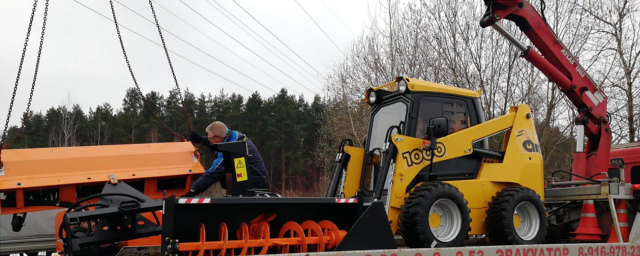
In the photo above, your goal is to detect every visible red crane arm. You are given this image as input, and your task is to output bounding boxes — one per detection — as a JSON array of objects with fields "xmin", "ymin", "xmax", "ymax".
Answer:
[{"xmin": 480, "ymin": 0, "xmax": 612, "ymax": 179}]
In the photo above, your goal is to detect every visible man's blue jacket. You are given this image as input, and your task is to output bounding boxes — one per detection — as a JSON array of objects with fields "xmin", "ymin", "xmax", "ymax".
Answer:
[{"xmin": 206, "ymin": 130, "xmax": 269, "ymax": 188}]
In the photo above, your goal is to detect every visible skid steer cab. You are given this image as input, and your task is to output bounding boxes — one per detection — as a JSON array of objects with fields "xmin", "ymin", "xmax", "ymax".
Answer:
[{"xmin": 327, "ymin": 77, "xmax": 547, "ymax": 247}]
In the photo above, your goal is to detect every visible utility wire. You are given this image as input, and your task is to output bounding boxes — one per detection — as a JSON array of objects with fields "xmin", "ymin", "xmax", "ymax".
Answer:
[
  {"xmin": 152, "ymin": 0, "xmax": 288, "ymax": 92},
  {"xmin": 181, "ymin": 0, "xmax": 316, "ymax": 94},
  {"xmin": 232, "ymin": 0, "xmax": 324, "ymax": 80},
  {"xmin": 321, "ymin": 0, "xmax": 355, "ymax": 36},
  {"xmin": 115, "ymin": 1, "xmax": 279, "ymax": 93},
  {"xmin": 73, "ymin": 0, "xmax": 253, "ymax": 93},
  {"xmin": 206, "ymin": 0, "xmax": 323, "ymax": 88},
  {"xmin": 294, "ymin": 0, "xmax": 346, "ymax": 56},
  {"xmin": 208, "ymin": 0, "xmax": 321, "ymax": 87}
]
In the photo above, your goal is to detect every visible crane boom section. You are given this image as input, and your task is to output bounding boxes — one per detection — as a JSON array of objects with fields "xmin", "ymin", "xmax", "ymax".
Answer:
[{"xmin": 480, "ymin": 0, "xmax": 612, "ymax": 178}]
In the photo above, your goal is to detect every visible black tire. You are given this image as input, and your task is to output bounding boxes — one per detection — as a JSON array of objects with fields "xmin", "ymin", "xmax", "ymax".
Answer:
[
  {"xmin": 11, "ymin": 214, "xmax": 25, "ymax": 232},
  {"xmin": 399, "ymin": 182, "xmax": 471, "ymax": 248},
  {"xmin": 486, "ymin": 186, "xmax": 547, "ymax": 245}
]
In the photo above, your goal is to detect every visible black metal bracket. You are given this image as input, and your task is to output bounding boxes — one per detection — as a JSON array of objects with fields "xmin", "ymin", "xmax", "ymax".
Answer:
[
  {"xmin": 208, "ymin": 140, "xmax": 255, "ymax": 196},
  {"xmin": 61, "ymin": 181, "xmax": 162, "ymax": 255}
]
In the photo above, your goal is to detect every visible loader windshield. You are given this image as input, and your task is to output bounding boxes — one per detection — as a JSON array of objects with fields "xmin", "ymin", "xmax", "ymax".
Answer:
[
  {"xmin": 361, "ymin": 101, "xmax": 407, "ymax": 193},
  {"xmin": 368, "ymin": 101, "xmax": 407, "ymax": 151}
]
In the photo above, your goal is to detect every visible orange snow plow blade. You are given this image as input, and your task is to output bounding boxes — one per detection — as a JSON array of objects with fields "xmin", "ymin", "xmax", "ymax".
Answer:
[{"xmin": 0, "ymin": 142, "xmax": 205, "ymax": 215}]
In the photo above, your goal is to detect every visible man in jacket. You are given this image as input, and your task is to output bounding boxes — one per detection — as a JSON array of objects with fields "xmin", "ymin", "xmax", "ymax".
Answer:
[{"xmin": 184, "ymin": 121, "xmax": 269, "ymax": 197}]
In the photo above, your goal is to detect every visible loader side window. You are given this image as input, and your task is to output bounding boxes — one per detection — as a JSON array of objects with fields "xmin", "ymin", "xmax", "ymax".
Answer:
[{"xmin": 415, "ymin": 97, "xmax": 471, "ymax": 138}]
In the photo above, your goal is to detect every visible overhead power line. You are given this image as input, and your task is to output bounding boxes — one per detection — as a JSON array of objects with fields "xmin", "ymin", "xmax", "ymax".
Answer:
[
  {"xmin": 294, "ymin": 0, "xmax": 346, "ymax": 57},
  {"xmin": 115, "ymin": 0, "xmax": 280, "ymax": 93},
  {"xmin": 231, "ymin": 0, "xmax": 325, "ymax": 80},
  {"xmin": 151, "ymin": 0, "xmax": 289, "ymax": 92},
  {"xmin": 321, "ymin": 0, "xmax": 355, "ymax": 36},
  {"xmin": 180, "ymin": 1, "xmax": 316, "ymax": 95},
  {"xmin": 73, "ymin": 0, "xmax": 254, "ymax": 93},
  {"xmin": 206, "ymin": 0, "xmax": 323, "ymax": 88}
]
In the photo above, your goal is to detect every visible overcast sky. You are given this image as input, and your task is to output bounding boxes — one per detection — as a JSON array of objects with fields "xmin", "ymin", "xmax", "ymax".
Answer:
[{"xmin": 0, "ymin": 0, "xmax": 379, "ymax": 127}]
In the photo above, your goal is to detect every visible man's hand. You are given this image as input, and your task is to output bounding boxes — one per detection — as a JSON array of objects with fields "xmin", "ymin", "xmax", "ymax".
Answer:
[{"xmin": 190, "ymin": 132, "xmax": 206, "ymax": 144}]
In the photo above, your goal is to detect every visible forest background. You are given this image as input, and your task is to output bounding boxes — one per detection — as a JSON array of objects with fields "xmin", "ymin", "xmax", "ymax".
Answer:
[{"xmin": 4, "ymin": 0, "xmax": 640, "ymax": 196}]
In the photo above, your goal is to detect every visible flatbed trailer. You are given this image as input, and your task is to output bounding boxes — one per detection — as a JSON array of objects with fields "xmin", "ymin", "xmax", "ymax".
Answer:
[
  {"xmin": 119, "ymin": 241, "xmax": 640, "ymax": 256},
  {"xmin": 275, "ymin": 243, "xmax": 640, "ymax": 256},
  {"xmin": 0, "ymin": 237, "xmax": 56, "ymax": 256}
]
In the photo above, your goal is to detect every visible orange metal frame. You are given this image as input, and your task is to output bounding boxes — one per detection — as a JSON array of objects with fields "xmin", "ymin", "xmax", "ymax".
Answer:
[{"xmin": 0, "ymin": 142, "xmax": 205, "ymax": 214}]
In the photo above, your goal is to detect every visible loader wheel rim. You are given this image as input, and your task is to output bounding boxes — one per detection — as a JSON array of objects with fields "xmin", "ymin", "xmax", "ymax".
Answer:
[
  {"xmin": 514, "ymin": 201, "xmax": 540, "ymax": 241},
  {"xmin": 428, "ymin": 198, "xmax": 461, "ymax": 242}
]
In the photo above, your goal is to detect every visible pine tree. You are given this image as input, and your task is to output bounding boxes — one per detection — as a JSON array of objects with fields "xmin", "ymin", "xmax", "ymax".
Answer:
[
  {"xmin": 242, "ymin": 92, "xmax": 265, "ymax": 150},
  {"xmin": 120, "ymin": 88, "xmax": 143, "ymax": 143}
]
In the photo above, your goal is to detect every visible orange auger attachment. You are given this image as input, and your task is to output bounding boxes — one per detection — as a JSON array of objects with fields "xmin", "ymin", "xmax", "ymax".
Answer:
[
  {"xmin": 177, "ymin": 218, "xmax": 346, "ymax": 255},
  {"xmin": 162, "ymin": 197, "xmax": 396, "ymax": 255}
]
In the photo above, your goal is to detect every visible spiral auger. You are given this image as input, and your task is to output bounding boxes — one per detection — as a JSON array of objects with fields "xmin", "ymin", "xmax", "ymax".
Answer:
[
  {"xmin": 162, "ymin": 197, "xmax": 396, "ymax": 255},
  {"xmin": 177, "ymin": 214, "xmax": 346, "ymax": 256}
]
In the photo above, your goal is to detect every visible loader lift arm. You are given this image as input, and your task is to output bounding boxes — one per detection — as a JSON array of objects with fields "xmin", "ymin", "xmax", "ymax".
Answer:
[{"xmin": 480, "ymin": 0, "xmax": 612, "ymax": 179}]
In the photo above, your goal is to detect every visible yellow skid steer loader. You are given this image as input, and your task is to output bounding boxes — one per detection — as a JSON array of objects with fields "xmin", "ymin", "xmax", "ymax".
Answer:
[{"xmin": 327, "ymin": 77, "xmax": 547, "ymax": 247}]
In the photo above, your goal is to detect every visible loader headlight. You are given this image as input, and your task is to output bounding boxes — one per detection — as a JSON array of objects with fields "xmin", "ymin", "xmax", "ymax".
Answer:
[
  {"xmin": 368, "ymin": 91, "xmax": 377, "ymax": 104},
  {"xmin": 397, "ymin": 79, "xmax": 408, "ymax": 93}
]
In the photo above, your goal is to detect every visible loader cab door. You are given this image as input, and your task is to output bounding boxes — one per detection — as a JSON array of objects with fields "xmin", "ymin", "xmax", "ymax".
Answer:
[
  {"xmin": 360, "ymin": 99, "xmax": 409, "ymax": 198},
  {"xmin": 410, "ymin": 95, "xmax": 484, "ymax": 181}
]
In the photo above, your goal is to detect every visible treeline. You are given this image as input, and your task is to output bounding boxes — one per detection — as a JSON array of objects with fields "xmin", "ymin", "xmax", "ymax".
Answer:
[{"xmin": 5, "ymin": 87, "xmax": 326, "ymax": 196}]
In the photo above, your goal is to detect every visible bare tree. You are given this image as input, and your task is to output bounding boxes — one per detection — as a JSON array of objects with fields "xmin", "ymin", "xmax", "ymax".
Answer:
[
  {"xmin": 581, "ymin": 0, "xmax": 640, "ymax": 143},
  {"xmin": 88, "ymin": 103, "xmax": 113, "ymax": 145},
  {"xmin": 48, "ymin": 96, "xmax": 84, "ymax": 147}
]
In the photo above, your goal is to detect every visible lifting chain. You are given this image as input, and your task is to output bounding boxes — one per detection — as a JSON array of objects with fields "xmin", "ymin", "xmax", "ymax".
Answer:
[
  {"xmin": 0, "ymin": 0, "xmax": 50, "ymax": 169},
  {"xmin": 109, "ymin": 0, "xmax": 186, "ymax": 141},
  {"xmin": 540, "ymin": 0, "xmax": 548, "ymax": 24},
  {"xmin": 148, "ymin": 0, "xmax": 193, "ymax": 132}
]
